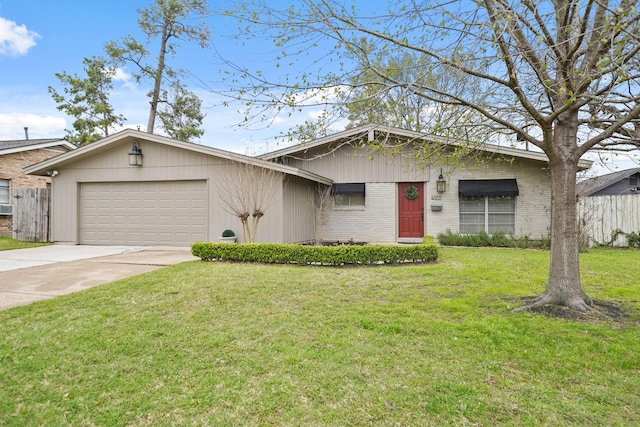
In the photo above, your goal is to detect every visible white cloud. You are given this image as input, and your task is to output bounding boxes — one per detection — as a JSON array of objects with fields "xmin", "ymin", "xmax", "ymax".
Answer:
[
  {"xmin": 0, "ymin": 17, "xmax": 40, "ymax": 57},
  {"xmin": 113, "ymin": 67, "xmax": 137, "ymax": 90},
  {"xmin": 0, "ymin": 113, "xmax": 66, "ymax": 139}
]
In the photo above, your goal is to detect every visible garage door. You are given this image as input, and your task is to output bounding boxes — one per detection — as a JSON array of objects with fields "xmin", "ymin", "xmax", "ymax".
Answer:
[{"xmin": 79, "ymin": 181, "xmax": 207, "ymax": 246}]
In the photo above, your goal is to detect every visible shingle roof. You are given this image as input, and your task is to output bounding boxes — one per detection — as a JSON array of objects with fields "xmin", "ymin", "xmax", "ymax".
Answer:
[
  {"xmin": 577, "ymin": 168, "xmax": 640, "ymax": 196},
  {"xmin": 0, "ymin": 138, "xmax": 77, "ymax": 155}
]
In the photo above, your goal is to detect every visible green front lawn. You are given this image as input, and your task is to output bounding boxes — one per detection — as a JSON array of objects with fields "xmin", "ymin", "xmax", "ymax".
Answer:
[
  {"xmin": 1, "ymin": 247, "xmax": 638, "ymax": 426},
  {"xmin": 0, "ymin": 236, "xmax": 50, "ymax": 251}
]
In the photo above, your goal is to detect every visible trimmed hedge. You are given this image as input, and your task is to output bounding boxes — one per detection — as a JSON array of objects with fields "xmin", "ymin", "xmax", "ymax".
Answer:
[{"xmin": 191, "ymin": 242, "xmax": 438, "ymax": 266}]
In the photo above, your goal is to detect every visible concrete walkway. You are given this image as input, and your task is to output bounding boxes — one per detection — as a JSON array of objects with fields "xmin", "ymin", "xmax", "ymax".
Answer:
[{"xmin": 0, "ymin": 245, "xmax": 199, "ymax": 310}]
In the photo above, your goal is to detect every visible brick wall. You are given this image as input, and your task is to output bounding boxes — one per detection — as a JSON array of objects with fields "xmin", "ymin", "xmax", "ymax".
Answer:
[
  {"xmin": 0, "ymin": 149, "xmax": 57, "ymax": 234},
  {"xmin": 319, "ymin": 158, "xmax": 553, "ymax": 244},
  {"xmin": 321, "ymin": 183, "xmax": 397, "ymax": 243},
  {"xmin": 425, "ymin": 158, "xmax": 552, "ymax": 239}
]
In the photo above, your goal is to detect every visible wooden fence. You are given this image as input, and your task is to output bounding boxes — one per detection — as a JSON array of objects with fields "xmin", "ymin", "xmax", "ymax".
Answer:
[
  {"xmin": 577, "ymin": 195, "xmax": 640, "ymax": 246},
  {"xmin": 12, "ymin": 187, "xmax": 50, "ymax": 242}
]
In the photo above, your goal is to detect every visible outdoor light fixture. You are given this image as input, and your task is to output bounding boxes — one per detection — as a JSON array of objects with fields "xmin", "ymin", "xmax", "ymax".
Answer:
[
  {"xmin": 128, "ymin": 141, "xmax": 143, "ymax": 166},
  {"xmin": 436, "ymin": 170, "xmax": 447, "ymax": 193}
]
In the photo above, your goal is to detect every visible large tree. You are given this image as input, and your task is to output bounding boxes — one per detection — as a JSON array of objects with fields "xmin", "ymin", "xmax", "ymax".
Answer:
[
  {"xmin": 225, "ymin": 0, "xmax": 640, "ymax": 311},
  {"xmin": 48, "ymin": 56, "xmax": 125, "ymax": 146},
  {"xmin": 342, "ymin": 52, "xmax": 483, "ymax": 135},
  {"xmin": 157, "ymin": 81, "xmax": 206, "ymax": 142},
  {"xmin": 105, "ymin": 0, "xmax": 209, "ymax": 137}
]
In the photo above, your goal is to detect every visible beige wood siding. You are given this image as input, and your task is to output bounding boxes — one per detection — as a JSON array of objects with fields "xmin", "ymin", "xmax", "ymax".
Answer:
[
  {"xmin": 282, "ymin": 176, "xmax": 316, "ymax": 243},
  {"xmin": 49, "ymin": 139, "xmax": 287, "ymax": 244},
  {"xmin": 284, "ymin": 144, "xmax": 431, "ymax": 183},
  {"xmin": 79, "ymin": 181, "xmax": 207, "ymax": 246}
]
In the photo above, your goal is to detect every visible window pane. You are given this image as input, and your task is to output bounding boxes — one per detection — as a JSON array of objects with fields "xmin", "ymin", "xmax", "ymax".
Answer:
[
  {"xmin": 334, "ymin": 194, "xmax": 365, "ymax": 206},
  {"xmin": 334, "ymin": 195, "xmax": 349, "ymax": 206},
  {"xmin": 0, "ymin": 180, "xmax": 9, "ymax": 204},
  {"xmin": 460, "ymin": 215, "xmax": 485, "ymax": 233},
  {"xmin": 488, "ymin": 197, "xmax": 515, "ymax": 233},
  {"xmin": 331, "ymin": 183, "xmax": 365, "ymax": 196},
  {"xmin": 347, "ymin": 195, "xmax": 365, "ymax": 206},
  {"xmin": 460, "ymin": 197, "xmax": 485, "ymax": 233},
  {"xmin": 488, "ymin": 214, "xmax": 515, "ymax": 233},
  {"xmin": 459, "ymin": 197, "xmax": 484, "ymax": 213},
  {"xmin": 333, "ymin": 183, "xmax": 365, "ymax": 207},
  {"xmin": 488, "ymin": 197, "xmax": 514, "ymax": 213},
  {"xmin": 460, "ymin": 196, "xmax": 516, "ymax": 234}
]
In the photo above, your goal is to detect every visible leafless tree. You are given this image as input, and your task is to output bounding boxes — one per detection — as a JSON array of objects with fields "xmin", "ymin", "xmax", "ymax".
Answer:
[
  {"xmin": 218, "ymin": 160, "xmax": 282, "ymax": 243},
  {"xmin": 310, "ymin": 183, "xmax": 333, "ymax": 246}
]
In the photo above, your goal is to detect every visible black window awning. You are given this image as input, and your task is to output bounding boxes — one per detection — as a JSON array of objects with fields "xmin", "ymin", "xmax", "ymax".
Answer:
[
  {"xmin": 331, "ymin": 183, "xmax": 365, "ymax": 196},
  {"xmin": 458, "ymin": 179, "xmax": 519, "ymax": 197}
]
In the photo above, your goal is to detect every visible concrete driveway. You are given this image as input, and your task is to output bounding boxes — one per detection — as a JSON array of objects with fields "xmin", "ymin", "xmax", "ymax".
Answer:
[{"xmin": 0, "ymin": 245, "xmax": 199, "ymax": 310}]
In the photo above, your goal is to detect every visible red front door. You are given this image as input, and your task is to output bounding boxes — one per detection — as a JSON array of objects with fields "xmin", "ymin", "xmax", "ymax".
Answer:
[{"xmin": 398, "ymin": 182, "xmax": 424, "ymax": 238}]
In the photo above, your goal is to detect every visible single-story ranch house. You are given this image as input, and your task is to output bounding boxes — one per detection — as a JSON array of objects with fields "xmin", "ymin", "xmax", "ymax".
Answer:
[{"xmin": 25, "ymin": 124, "xmax": 592, "ymax": 246}]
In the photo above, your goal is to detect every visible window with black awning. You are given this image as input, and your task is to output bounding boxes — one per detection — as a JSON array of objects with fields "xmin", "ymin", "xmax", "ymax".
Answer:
[
  {"xmin": 331, "ymin": 183, "xmax": 365, "ymax": 196},
  {"xmin": 458, "ymin": 179, "xmax": 519, "ymax": 197},
  {"xmin": 331, "ymin": 183, "xmax": 366, "ymax": 207}
]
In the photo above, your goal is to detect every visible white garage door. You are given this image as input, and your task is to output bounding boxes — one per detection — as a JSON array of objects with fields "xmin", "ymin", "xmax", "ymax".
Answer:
[{"xmin": 79, "ymin": 181, "xmax": 207, "ymax": 246}]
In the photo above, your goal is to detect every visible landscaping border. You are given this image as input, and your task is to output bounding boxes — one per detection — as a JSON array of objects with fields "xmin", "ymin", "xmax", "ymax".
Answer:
[{"xmin": 191, "ymin": 242, "xmax": 438, "ymax": 266}]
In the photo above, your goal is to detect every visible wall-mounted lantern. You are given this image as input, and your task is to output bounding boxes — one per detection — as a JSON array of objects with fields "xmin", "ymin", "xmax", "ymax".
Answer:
[
  {"xmin": 436, "ymin": 170, "xmax": 447, "ymax": 193},
  {"xmin": 128, "ymin": 140, "xmax": 143, "ymax": 166}
]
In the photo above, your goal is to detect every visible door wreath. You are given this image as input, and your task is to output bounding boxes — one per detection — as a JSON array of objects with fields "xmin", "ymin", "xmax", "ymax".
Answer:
[{"xmin": 404, "ymin": 185, "xmax": 419, "ymax": 200}]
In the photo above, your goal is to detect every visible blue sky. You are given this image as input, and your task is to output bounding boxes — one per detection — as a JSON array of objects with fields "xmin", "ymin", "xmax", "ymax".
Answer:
[
  {"xmin": 0, "ymin": 1, "xmax": 638, "ymax": 174},
  {"xmin": 0, "ymin": 0, "xmax": 316, "ymax": 154}
]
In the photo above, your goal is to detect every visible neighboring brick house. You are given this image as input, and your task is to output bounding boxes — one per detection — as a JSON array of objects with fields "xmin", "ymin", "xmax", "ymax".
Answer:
[{"xmin": 0, "ymin": 138, "xmax": 76, "ymax": 235}]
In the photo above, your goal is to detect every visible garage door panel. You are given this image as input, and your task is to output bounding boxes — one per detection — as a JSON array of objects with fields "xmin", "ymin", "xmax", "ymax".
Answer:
[{"xmin": 80, "ymin": 181, "xmax": 207, "ymax": 246}]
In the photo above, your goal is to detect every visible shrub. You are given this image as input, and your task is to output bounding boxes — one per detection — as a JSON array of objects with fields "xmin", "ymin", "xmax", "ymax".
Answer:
[
  {"xmin": 191, "ymin": 242, "xmax": 438, "ymax": 266},
  {"xmin": 422, "ymin": 235, "xmax": 435, "ymax": 245},
  {"xmin": 436, "ymin": 229, "xmax": 550, "ymax": 249}
]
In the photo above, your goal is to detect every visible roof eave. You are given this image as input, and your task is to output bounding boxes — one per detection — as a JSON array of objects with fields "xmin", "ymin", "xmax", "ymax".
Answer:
[
  {"xmin": 260, "ymin": 124, "xmax": 594, "ymax": 170},
  {"xmin": 0, "ymin": 140, "xmax": 76, "ymax": 157},
  {"xmin": 24, "ymin": 130, "xmax": 334, "ymax": 185}
]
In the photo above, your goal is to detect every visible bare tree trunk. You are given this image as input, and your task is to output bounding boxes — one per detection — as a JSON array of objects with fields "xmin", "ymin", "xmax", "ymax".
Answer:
[
  {"xmin": 543, "ymin": 156, "xmax": 593, "ymax": 310},
  {"xmin": 147, "ymin": 22, "xmax": 170, "ymax": 134},
  {"xmin": 218, "ymin": 160, "xmax": 282, "ymax": 243},
  {"xmin": 311, "ymin": 183, "xmax": 332, "ymax": 246},
  {"xmin": 515, "ymin": 117, "xmax": 593, "ymax": 312}
]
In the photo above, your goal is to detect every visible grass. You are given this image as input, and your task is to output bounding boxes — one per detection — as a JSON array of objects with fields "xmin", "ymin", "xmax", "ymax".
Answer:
[
  {"xmin": 0, "ymin": 247, "xmax": 638, "ymax": 426},
  {"xmin": 0, "ymin": 236, "xmax": 50, "ymax": 251}
]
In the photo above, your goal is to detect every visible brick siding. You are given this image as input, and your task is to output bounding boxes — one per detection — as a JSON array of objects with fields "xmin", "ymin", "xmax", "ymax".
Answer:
[
  {"xmin": 321, "ymin": 183, "xmax": 397, "ymax": 243},
  {"xmin": 319, "ymin": 158, "xmax": 553, "ymax": 244},
  {"xmin": 0, "ymin": 149, "xmax": 57, "ymax": 234},
  {"xmin": 425, "ymin": 159, "xmax": 552, "ymax": 239}
]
